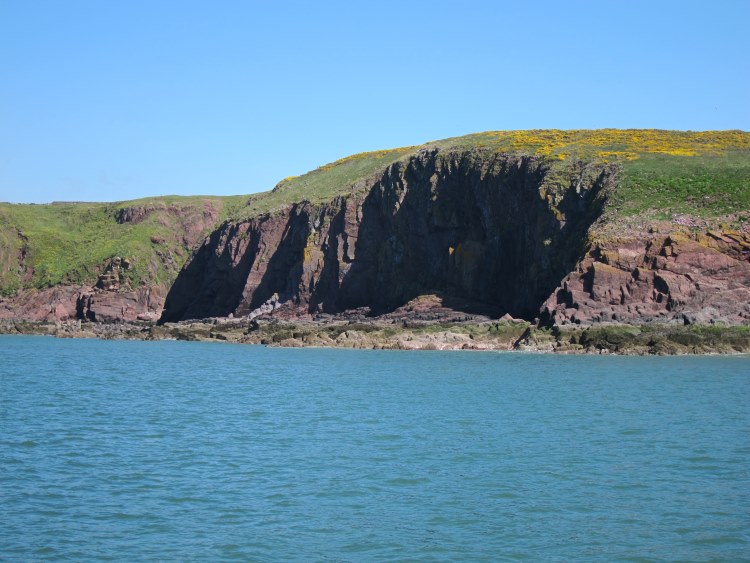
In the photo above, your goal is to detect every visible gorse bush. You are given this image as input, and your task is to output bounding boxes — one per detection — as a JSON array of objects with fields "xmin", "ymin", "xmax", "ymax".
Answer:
[{"xmin": 232, "ymin": 129, "xmax": 749, "ymax": 221}]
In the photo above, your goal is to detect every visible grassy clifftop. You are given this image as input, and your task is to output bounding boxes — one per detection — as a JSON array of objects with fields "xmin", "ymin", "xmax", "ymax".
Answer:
[
  {"xmin": 437, "ymin": 130, "xmax": 750, "ymax": 219},
  {"xmin": 232, "ymin": 129, "xmax": 750, "ymax": 222},
  {"xmin": 1, "ymin": 130, "xmax": 748, "ymax": 297}
]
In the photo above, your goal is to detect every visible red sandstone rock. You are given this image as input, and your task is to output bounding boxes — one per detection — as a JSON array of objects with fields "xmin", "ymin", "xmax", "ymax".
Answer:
[
  {"xmin": 0, "ymin": 282, "xmax": 167, "ymax": 323},
  {"xmin": 78, "ymin": 284, "xmax": 167, "ymax": 323},
  {"xmin": 0, "ymin": 286, "xmax": 81, "ymax": 321},
  {"xmin": 161, "ymin": 152, "xmax": 617, "ymax": 322},
  {"xmin": 542, "ymin": 233, "xmax": 750, "ymax": 325}
]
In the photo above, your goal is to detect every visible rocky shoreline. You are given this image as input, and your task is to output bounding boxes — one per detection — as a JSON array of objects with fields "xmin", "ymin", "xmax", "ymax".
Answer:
[
  {"xmin": 3, "ymin": 317, "xmax": 749, "ymax": 356},
  {"xmin": 3, "ymin": 135, "xmax": 749, "ymax": 352}
]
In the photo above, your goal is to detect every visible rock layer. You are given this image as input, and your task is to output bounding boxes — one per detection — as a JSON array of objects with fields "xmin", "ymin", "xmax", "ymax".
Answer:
[
  {"xmin": 0, "ymin": 283, "xmax": 167, "ymax": 322},
  {"xmin": 162, "ymin": 150, "xmax": 614, "ymax": 322},
  {"xmin": 541, "ymin": 231, "xmax": 750, "ymax": 325}
]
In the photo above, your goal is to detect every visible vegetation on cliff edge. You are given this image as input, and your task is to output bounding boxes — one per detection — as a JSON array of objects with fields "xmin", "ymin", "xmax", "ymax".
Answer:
[
  {"xmin": 1, "ymin": 130, "xmax": 748, "ymax": 297},
  {"xmin": 231, "ymin": 129, "xmax": 750, "ymax": 223}
]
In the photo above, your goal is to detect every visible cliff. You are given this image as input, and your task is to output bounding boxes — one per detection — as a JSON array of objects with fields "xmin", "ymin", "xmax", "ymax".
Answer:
[
  {"xmin": 161, "ymin": 150, "xmax": 614, "ymax": 322},
  {"xmin": 541, "ymin": 230, "xmax": 750, "ymax": 326},
  {"xmin": 161, "ymin": 130, "xmax": 750, "ymax": 329},
  {"xmin": 2, "ymin": 130, "xmax": 749, "ymax": 344}
]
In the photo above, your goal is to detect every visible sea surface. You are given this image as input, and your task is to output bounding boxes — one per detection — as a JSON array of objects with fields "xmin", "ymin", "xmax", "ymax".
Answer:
[{"xmin": 1, "ymin": 336, "xmax": 749, "ymax": 561}]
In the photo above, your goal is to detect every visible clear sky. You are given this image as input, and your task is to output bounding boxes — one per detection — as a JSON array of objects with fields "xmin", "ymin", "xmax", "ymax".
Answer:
[{"xmin": 1, "ymin": 0, "xmax": 748, "ymax": 203}]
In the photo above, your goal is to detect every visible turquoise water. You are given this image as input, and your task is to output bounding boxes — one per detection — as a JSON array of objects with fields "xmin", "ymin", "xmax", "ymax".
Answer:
[{"xmin": 1, "ymin": 336, "xmax": 749, "ymax": 561}]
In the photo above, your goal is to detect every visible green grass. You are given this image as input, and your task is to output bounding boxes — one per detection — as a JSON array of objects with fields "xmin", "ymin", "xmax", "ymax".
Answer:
[
  {"xmin": 233, "ymin": 147, "xmax": 415, "ymax": 220},
  {"xmin": 230, "ymin": 129, "xmax": 750, "ymax": 222},
  {"xmin": 110, "ymin": 194, "xmax": 250, "ymax": 220},
  {"xmin": 612, "ymin": 152, "xmax": 750, "ymax": 218},
  {"xmin": 0, "ymin": 195, "xmax": 248, "ymax": 295}
]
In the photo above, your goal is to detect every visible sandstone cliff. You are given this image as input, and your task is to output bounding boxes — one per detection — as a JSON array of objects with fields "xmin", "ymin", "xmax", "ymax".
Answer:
[
  {"xmin": 161, "ymin": 150, "xmax": 615, "ymax": 322},
  {"xmin": 541, "ymin": 230, "xmax": 750, "ymax": 326},
  {"xmin": 2, "ymin": 130, "xmax": 749, "ymax": 334},
  {"xmin": 160, "ymin": 147, "xmax": 750, "ymax": 327}
]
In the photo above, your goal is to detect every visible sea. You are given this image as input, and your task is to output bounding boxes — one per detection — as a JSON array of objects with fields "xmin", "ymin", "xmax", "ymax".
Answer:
[{"xmin": 1, "ymin": 335, "xmax": 748, "ymax": 561}]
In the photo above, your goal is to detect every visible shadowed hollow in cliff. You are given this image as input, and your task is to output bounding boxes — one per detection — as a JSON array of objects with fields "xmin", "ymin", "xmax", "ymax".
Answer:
[{"xmin": 160, "ymin": 149, "xmax": 615, "ymax": 322}]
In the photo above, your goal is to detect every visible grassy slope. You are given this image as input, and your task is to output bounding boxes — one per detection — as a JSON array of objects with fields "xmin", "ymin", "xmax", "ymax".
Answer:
[
  {"xmin": 0, "ymin": 195, "xmax": 248, "ymax": 296},
  {"xmin": 234, "ymin": 147, "xmax": 416, "ymax": 220},
  {"xmin": 2, "ymin": 130, "xmax": 748, "ymax": 296},
  {"xmin": 232, "ymin": 129, "xmax": 750, "ymax": 222}
]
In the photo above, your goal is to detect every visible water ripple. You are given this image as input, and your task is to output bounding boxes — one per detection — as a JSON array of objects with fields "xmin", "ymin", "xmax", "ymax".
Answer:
[{"xmin": 1, "ymin": 336, "xmax": 749, "ymax": 561}]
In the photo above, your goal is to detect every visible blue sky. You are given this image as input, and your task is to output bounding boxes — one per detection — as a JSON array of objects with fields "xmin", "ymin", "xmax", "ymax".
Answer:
[{"xmin": 1, "ymin": 0, "xmax": 748, "ymax": 203}]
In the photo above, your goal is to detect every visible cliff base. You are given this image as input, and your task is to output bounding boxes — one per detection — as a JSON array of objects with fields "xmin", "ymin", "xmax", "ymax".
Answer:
[{"xmin": 4, "ymin": 317, "xmax": 749, "ymax": 355}]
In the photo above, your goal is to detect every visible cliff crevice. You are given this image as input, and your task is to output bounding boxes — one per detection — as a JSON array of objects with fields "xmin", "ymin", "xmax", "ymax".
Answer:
[{"xmin": 161, "ymin": 150, "xmax": 614, "ymax": 322}]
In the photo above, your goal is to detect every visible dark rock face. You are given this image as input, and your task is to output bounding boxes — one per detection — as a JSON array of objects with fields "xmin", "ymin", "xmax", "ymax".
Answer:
[{"xmin": 161, "ymin": 150, "xmax": 614, "ymax": 322}]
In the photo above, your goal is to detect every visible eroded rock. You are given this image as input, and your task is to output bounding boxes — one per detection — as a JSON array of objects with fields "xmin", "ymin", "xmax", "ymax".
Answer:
[
  {"xmin": 541, "ymin": 232, "xmax": 750, "ymax": 325},
  {"xmin": 161, "ymin": 150, "xmax": 614, "ymax": 322}
]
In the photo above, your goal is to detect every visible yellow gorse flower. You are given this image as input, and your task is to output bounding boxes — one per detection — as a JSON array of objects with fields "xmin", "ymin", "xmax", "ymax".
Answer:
[{"xmin": 482, "ymin": 129, "xmax": 749, "ymax": 161}]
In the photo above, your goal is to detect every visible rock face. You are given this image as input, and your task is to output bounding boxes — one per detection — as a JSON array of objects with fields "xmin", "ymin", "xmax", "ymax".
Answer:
[
  {"xmin": 4, "ymin": 147, "xmax": 748, "ymax": 330},
  {"xmin": 0, "ymin": 285, "xmax": 82, "ymax": 322},
  {"xmin": 541, "ymin": 231, "xmax": 750, "ymax": 325},
  {"xmin": 96, "ymin": 256, "xmax": 131, "ymax": 291},
  {"xmin": 0, "ymin": 281, "xmax": 167, "ymax": 323},
  {"xmin": 162, "ymin": 148, "xmax": 750, "ymax": 327},
  {"xmin": 77, "ymin": 284, "xmax": 166, "ymax": 322},
  {"xmin": 161, "ymin": 150, "xmax": 614, "ymax": 322},
  {"xmin": 0, "ymin": 252, "xmax": 167, "ymax": 322},
  {"xmin": 76, "ymin": 254, "xmax": 165, "ymax": 322}
]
